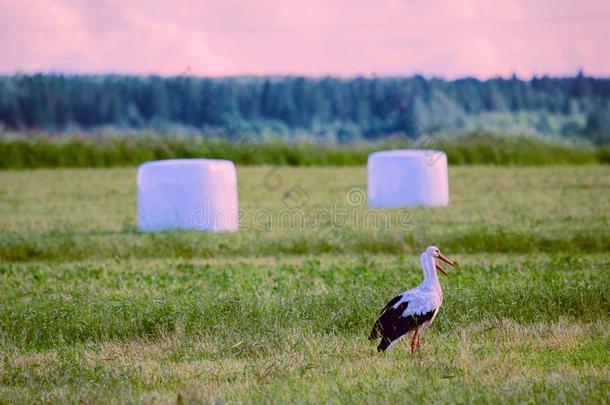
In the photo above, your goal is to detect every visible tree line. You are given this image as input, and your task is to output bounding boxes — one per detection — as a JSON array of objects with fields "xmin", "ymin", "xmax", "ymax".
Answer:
[{"xmin": 1, "ymin": 73, "xmax": 609, "ymax": 143}]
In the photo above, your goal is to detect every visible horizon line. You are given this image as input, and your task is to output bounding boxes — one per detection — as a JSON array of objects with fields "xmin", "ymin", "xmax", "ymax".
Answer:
[{"xmin": 1, "ymin": 69, "xmax": 607, "ymax": 81}]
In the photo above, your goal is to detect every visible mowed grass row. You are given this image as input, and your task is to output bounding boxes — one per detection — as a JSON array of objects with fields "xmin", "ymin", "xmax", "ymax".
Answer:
[
  {"xmin": 0, "ymin": 254, "xmax": 608, "ymax": 403},
  {"xmin": 1, "ymin": 166, "xmax": 609, "ymax": 261},
  {"xmin": 2, "ymin": 322, "xmax": 608, "ymax": 403},
  {"xmin": 2, "ymin": 226, "xmax": 609, "ymax": 262},
  {"xmin": 1, "ymin": 255, "xmax": 607, "ymax": 350}
]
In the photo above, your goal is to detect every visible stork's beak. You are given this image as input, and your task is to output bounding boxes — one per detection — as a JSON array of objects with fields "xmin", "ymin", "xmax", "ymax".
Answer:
[{"xmin": 435, "ymin": 252, "xmax": 456, "ymax": 276}]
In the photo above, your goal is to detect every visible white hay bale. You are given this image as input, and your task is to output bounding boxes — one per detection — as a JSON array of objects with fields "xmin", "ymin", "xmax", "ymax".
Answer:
[
  {"xmin": 137, "ymin": 159, "xmax": 238, "ymax": 232},
  {"xmin": 367, "ymin": 150, "xmax": 449, "ymax": 208}
]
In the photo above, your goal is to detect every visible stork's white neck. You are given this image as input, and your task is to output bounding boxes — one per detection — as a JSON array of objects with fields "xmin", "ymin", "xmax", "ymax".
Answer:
[{"xmin": 419, "ymin": 252, "xmax": 441, "ymax": 286}]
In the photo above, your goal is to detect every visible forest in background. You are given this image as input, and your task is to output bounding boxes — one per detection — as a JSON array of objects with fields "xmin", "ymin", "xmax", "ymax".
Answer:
[{"xmin": 1, "ymin": 73, "xmax": 610, "ymax": 144}]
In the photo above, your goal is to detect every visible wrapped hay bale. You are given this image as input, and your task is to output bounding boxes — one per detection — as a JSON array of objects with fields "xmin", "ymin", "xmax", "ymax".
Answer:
[
  {"xmin": 367, "ymin": 150, "xmax": 449, "ymax": 208},
  {"xmin": 138, "ymin": 159, "xmax": 238, "ymax": 232}
]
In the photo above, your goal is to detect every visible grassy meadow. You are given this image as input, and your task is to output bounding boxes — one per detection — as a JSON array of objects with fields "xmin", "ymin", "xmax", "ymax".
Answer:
[
  {"xmin": 1, "ymin": 134, "xmax": 608, "ymax": 169},
  {"xmin": 0, "ymin": 165, "xmax": 609, "ymax": 403}
]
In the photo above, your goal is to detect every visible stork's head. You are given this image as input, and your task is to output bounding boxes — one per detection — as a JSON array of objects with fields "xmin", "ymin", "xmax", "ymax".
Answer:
[{"xmin": 425, "ymin": 245, "xmax": 456, "ymax": 276}]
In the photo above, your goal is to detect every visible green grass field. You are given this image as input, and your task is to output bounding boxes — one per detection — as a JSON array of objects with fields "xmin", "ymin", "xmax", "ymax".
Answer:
[{"xmin": 0, "ymin": 166, "xmax": 609, "ymax": 403}]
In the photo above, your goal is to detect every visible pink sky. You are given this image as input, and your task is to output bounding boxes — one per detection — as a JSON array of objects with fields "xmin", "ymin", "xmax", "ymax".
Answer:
[{"xmin": 1, "ymin": 0, "xmax": 609, "ymax": 78}]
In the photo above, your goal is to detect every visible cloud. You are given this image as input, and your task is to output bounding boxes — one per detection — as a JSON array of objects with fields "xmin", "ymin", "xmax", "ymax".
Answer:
[{"xmin": 0, "ymin": 0, "xmax": 608, "ymax": 77}]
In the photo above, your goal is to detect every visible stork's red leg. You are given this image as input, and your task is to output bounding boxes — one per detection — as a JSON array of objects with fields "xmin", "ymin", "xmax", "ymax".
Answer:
[
  {"xmin": 405, "ymin": 331, "xmax": 413, "ymax": 352},
  {"xmin": 411, "ymin": 328, "xmax": 420, "ymax": 353},
  {"xmin": 410, "ymin": 331, "xmax": 416, "ymax": 354}
]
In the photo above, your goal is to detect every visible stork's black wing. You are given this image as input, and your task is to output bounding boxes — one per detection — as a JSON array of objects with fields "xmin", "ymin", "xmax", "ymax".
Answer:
[
  {"xmin": 368, "ymin": 294, "xmax": 403, "ymax": 340},
  {"xmin": 369, "ymin": 295, "xmax": 436, "ymax": 352}
]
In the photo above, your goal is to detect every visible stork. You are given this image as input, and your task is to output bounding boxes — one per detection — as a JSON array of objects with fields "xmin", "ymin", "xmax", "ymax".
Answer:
[{"xmin": 369, "ymin": 246, "xmax": 456, "ymax": 354}]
